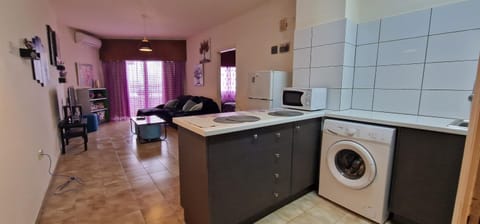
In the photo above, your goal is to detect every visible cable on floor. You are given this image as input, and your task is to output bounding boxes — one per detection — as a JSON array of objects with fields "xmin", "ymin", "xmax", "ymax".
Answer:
[{"xmin": 40, "ymin": 153, "xmax": 84, "ymax": 195}]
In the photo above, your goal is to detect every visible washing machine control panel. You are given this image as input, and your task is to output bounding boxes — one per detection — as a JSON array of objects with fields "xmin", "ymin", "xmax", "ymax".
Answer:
[{"xmin": 323, "ymin": 119, "xmax": 395, "ymax": 144}]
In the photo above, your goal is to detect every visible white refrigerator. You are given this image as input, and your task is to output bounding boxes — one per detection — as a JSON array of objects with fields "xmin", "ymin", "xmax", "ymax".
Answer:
[{"xmin": 247, "ymin": 70, "xmax": 289, "ymax": 110}]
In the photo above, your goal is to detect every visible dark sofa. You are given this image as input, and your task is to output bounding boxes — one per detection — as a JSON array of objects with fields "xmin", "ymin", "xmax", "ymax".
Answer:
[{"xmin": 136, "ymin": 95, "xmax": 220, "ymax": 127}]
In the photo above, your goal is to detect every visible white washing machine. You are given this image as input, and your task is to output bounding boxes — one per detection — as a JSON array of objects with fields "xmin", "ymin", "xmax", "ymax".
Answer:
[{"xmin": 319, "ymin": 119, "xmax": 396, "ymax": 224}]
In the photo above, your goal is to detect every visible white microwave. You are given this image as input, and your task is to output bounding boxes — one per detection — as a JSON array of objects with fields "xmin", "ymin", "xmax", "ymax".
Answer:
[{"xmin": 281, "ymin": 87, "xmax": 327, "ymax": 111}]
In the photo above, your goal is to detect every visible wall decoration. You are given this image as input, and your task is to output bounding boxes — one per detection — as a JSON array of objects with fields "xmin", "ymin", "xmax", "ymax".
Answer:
[
  {"xmin": 76, "ymin": 63, "xmax": 94, "ymax": 87},
  {"xmin": 194, "ymin": 64, "xmax": 204, "ymax": 86},
  {"xmin": 199, "ymin": 39, "xmax": 211, "ymax": 64},
  {"xmin": 32, "ymin": 36, "xmax": 49, "ymax": 86},
  {"xmin": 46, "ymin": 25, "xmax": 58, "ymax": 66}
]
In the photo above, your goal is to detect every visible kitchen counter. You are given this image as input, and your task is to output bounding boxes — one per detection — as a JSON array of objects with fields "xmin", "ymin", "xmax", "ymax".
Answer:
[
  {"xmin": 173, "ymin": 109, "xmax": 325, "ymax": 136},
  {"xmin": 326, "ymin": 110, "xmax": 468, "ymax": 136},
  {"xmin": 173, "ymin": 109, "xmax": 468, "ymax": 136}
]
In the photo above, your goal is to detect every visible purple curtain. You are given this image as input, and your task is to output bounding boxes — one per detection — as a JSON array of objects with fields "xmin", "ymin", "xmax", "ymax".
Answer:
[
  {"xmin": 162, "ymin": 61, "xmax": 184, "ymax": 101},
  {"xmin": 103, "ymin": 61, "xmax": 131, "ymax": 121},
  {"xmin": 220, "ymin": 66, "xmax": 236, "ymax": 103}
]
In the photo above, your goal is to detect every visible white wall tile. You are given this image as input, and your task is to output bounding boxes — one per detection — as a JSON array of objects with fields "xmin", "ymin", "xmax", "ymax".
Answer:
[
  {"xmin": 355, "ymin": 44, "xmax": 378, "ymax": 66},
  {"xmin": 342, "ymin": 67, "xmax": 354, "ymax": 88},
  {"xmin": 310, "ymin": 67, "xmax": 343, "ymax": 88},
  {"xmin": 311, "ymin": 43, "xmax": 345, "ymax": 67},
  {"xmin": 378, "ymin": 37, "xmax": 427, "ymax": 65},
  {"xmin": 353, "ymin": 67, "xmax": 376, "ymax": 88},
  {"xmin": 373, "ymin": 90, "xmax": 421, "ymax": 114},
  {"xmin": 293, "ymin": 48, "xmax": 311, "ymax": 68},
  {"xmin": 423, "ymin": 61, "xmax": 477, "ymax": 90},
  {"xmin": 419, "ymin": 90, "xmax": 472, "ymax": 119},
  {"xmin": 352, "ymin": 89, "xmax": 374, "ymax": 110},
  {"xmin": 380, "ymin": 9, "xmax": 431, "ymax": 42},
  {"xmin": 344, "ymin": 44, "xmax": 356, "ymax": 66},
  {"xmin": 426, "ymin": 29, "xmax": 480, "ymax": 62},
  {"xmin": 327, "ymin": 89, "xmax": 341, "ymax": 110},
  {"xmin": 293, "ymin": 69, "xmax": 310, "ymax": 87},
  {"xmin": 357, "ymin": 20, "xmax": 380, "ymax": 45},
  {"xmin": 312, "ymin": 19, "xmax": 346, "ymax": 46},
  {"xmin": 430, "ymin": 0, "xmax": 480, "ymax": 34},
  {"xmin": 294, "ymin": 28, "xmax": 312, "ymax": 49},
  {"xmin": 375, "ymin": 64, "xmax": 424, "ymax": 89},
  {"xmin": 340, "ymin": 89, "xmax": 353, "ymax": 110},
  {"xmin": 345, "ymin": 20, "xmax": 357, "ymax": 45}
]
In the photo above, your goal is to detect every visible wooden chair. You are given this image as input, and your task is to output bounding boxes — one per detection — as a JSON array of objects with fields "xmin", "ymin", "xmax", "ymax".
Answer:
[{"xmin": 58, "ymin": 106, "xmax": 88, "ymax": 154}]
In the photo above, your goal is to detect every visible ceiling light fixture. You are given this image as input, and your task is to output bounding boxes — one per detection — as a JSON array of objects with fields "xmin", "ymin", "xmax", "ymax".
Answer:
[{"xmin": 139, "ymin": 14, "xmax": 153, "ymax": 52}]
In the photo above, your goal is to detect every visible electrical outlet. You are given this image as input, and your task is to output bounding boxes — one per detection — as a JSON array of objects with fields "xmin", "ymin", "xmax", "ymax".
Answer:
[{"xmin": 38, "ymin": 149, "xmax": 44, "ymax": 160}]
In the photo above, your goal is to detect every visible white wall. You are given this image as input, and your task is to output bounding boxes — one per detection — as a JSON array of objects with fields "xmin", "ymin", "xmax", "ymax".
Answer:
[
  {"xmin": 295, "ymin": 0, "xmax": 346, "ymax": 29},
  {"xmin": 346, "ymin": 0, "xmax": 466, "ymax": 23},
  {"xmin": 0, "ymin": 0, "xmax": 61, "ymax": 223},
  {"xmin": 185, "ymin": 0, "xmax": 296, "ymax": 110},
  {"xmin": 56, "ymin": 24, "xmax": 103, "ymax": 91}
]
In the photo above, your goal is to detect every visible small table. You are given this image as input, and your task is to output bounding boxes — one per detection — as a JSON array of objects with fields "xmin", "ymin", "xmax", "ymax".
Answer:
[
  {"xmin": 58, "ymin": 118, "xmax": 88, "ymax": 154},
  {"xmin": 130, "ymin": 116, "xmax": 167, "ymax": 143}
]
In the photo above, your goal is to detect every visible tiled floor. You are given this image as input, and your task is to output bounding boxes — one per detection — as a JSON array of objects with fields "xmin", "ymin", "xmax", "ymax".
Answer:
[{"xmin": 37, "ymin": 121, "xmax": 389, "ymax": 224}]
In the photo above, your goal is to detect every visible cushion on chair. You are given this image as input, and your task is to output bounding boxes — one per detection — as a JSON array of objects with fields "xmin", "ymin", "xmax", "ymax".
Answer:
[
  {"xmin": 164, "ymin": 99, "xmax": 178, "ymax": 109},
  {"xmin": 182, "ymin": 99, "xmax": 197, "ymax": 111},
  {"xmin": 188, "ymin": 102, "xmax": 203, "ymax": 111}
]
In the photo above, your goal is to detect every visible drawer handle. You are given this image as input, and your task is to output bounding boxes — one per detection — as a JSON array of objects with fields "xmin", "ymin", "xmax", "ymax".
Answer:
[
  {"xmin": 275, "ymin": 133, "xmax": 281, "ymax": 138},
  {"xmin": 295, "ymin": 125, "xmax": 301, "ymax": 131},
  {"xmin": 253, "ymin": 134, "xmax": 258, "ymax": 140},
  {"xmin": 273, "ymin": 192, "xmax": 279, "ymax": 198}
]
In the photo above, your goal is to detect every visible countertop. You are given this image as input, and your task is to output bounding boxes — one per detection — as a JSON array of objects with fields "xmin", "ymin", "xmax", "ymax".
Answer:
[
  {"xmin": 326, "ymin": 110, "xmax": 467, "ymax": 136},
  {"xmin": 173, "ymin": 109, "xmax": 468, "ymax": 137},
  {"xmin": 173, "ymin": 109, "xmax": 325, "ymax": 136}
]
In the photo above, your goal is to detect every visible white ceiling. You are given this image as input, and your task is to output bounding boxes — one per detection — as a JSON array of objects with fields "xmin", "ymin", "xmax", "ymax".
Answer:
[{"xmin": 50, "ymin": 0, "xmax": 269, "ymax": 40}]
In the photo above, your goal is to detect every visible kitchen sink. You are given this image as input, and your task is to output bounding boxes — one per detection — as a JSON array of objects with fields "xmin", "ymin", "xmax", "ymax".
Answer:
[{"xmin": 448, "ymin": 119, "xmax": 469, "ymax": 128}]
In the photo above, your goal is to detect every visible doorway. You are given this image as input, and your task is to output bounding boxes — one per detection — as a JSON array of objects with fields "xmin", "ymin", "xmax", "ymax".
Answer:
[{"xmin": 219, "ymin": 49, "xmax": 236, "ymax": 112}]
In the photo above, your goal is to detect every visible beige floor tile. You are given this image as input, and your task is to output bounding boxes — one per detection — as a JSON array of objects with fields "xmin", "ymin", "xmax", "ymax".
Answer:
[
  {"xmin": 38, "ymin": 122, "xmax": 398, "ymax": 224},
  {"xmin": 255, "ymin": 212, "xmax": 289, "ymax": 224},
  {"xmin": 274, "ymin": 203, "xmax": 305, "ymax": 222}
]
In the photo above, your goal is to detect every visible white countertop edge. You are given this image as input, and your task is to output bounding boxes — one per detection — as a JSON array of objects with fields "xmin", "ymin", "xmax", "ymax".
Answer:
[
  {"xmin": 325, "ymin": 110, "xmax": 467, "ymax": 136},
  {"xmin": 173, "ymin": 111, "xmax": 325, "ymax": 137},
  {"xmin": 174, "ymin": 109, "xmax": 467, "ymax": 137}
]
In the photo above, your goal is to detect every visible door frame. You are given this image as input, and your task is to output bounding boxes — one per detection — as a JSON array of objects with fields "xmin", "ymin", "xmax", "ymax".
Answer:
[
  {"xmin": 452, "ymin": 55, "xmax": 480, "ymax": 223},
  {"xmin": 218, "ymin": 48, "xmax": 236, "ymax": 111}
]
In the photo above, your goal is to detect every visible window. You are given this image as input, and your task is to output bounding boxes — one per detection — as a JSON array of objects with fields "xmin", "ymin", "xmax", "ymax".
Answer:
[
  {"xmin": 220, "ymin": 66, "xmax": 236, "ymax": 103},
  {"xmin": 126, "ymin": 61, "xmax": 163, "ymax": 116}
]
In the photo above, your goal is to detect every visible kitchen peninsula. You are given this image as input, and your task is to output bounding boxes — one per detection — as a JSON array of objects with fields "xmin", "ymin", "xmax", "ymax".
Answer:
[{"xmin": 174, "ymin": 109, "xmax": 324, "ymax": 224}]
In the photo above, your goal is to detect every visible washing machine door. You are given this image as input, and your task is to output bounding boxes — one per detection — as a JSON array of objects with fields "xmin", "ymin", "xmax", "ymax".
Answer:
[{"xmin": 327, "ymin": 140, "xmax": 376, "ymax": 189}]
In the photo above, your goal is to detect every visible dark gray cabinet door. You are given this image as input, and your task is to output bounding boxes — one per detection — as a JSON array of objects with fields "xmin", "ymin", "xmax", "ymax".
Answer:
[
  {"xmin": 291, "ymin": 118, "xmax": 322, "ymax": 195},
  {"xmin": 389, "ymin": 128, "xmax": 466, "ymax": 224},
  {"xmin": 208, "ymin": 124, "xmax": 292, "ymax": 224}
]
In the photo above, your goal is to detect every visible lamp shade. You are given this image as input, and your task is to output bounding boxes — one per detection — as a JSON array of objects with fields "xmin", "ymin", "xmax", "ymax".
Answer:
[{"xmin": 139, "ymin": 38, "xmax": 153, "ymax": 52}]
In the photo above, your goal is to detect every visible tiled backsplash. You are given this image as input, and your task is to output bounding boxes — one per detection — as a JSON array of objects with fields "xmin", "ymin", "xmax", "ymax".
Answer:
[
  {"xmin": 293, "ymin": 0, "xmax": 480, "ymax": 119},
  {"xmin": 293, "ymin": 19, "xmax": 357, "ymax": 110}
]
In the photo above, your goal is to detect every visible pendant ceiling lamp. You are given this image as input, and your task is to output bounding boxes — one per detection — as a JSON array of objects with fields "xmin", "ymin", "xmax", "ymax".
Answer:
[{"xmin": 139, "ymin": 14, "xmax": 153, "ymax": 52}]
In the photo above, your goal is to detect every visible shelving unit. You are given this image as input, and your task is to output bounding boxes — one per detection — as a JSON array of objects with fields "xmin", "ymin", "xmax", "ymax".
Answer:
[{"xmin": 76, "ymin": 88, "xmax": 110, "ymax": 123}]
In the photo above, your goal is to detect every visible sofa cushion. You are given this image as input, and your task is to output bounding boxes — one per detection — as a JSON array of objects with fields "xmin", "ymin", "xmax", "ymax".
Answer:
[
  {"xmin": 182, "ymin": 99, "xmax": 197, "ymax": 111},
  {"xmin": 164, "ymin": 99, "xmax": 178, "ymax": 109},
  {"xmin": 188, "ymin": 102, "xmax": 203, "ymax": 111}
]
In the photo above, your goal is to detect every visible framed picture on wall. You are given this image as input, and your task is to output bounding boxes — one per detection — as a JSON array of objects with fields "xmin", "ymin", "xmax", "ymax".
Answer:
[
  {"xmin": 76, "ymin": 63, "xmax": 94, "ymax": 87},
  {"xmin": 199, "ymin": 39, "xmax": 211, "ymax": 64},
  {"xmin": 194, "ymin": 64, "xmax": 204, "ymax": 86},
  {"xmin": 46, "ymin": 25, "xmax": 58, "ymax": 66}
]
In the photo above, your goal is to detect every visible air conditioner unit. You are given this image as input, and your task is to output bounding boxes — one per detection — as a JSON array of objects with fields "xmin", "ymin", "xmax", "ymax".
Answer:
[{"xmin": 74, "ymin": 31, "xmax": 102, "ymax": 48}]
